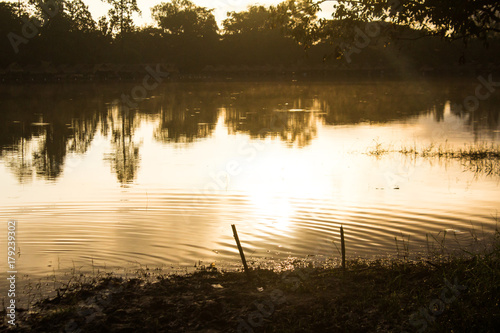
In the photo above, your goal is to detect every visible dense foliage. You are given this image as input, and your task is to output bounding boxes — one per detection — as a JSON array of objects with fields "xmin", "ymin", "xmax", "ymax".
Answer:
[
  {"xmin": 330, "ymin": 0, "xmax": 500, "ymax": 42},
  {"xmin": 0, "ymin": 0, "xmax": 498, "ymax": 71}
]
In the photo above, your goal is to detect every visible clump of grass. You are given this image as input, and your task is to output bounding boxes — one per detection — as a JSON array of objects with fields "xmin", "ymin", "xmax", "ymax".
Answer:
[
  {"xmin": 367, "ymin": 141, "xmax": 500, "ymax": 175},
  {"xmin": 416, "ymin": 227, "xmax": 500, "ymax": 332},
  {"xmin": 395, "ymin": 232, "xmax": 411, "ymax": 261},
  {"xmin": 367, "ymin": 139, "xmax": 390, "ymax": 156},
  {"xmin": 396, "ymin": 142, "xmax": 500, "ymax": 160},
  {"xmin": 421, "ymin": 143, "xmax": 435, "ymax": 157}
]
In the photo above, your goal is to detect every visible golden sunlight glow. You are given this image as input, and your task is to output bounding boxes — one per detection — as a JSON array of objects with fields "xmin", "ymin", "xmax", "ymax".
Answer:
[
  {"xmin": 247, "ymin": 190, "xmax": 294, "ymax": 234},
  {"xmin": 5, "ymin": 0, "xmax": 334, "ymax": 27}
]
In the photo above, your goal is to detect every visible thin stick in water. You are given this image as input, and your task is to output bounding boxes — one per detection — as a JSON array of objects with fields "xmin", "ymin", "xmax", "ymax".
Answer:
[
  {"xmin": 231, "ymin": 224, "xmax": 251, "ymax": 280},
  {"xmin": 341, "ymin": 226, "xmax": 346, "ymax": 269}
]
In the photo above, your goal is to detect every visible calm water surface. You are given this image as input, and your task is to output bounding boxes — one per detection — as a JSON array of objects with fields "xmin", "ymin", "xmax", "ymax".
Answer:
[{"xmin": 0, "ymin": 80, "xmax": 499, "ymax": 285}]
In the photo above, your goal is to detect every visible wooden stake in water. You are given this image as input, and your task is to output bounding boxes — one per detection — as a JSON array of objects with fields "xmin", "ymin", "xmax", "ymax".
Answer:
[
  {"xmin": 231, "ymin": 224, "xmax": 251, "ymax": 280},
  {"xmin": 340, "ymin": 226, "xmax": 346, "ymax": 269}
]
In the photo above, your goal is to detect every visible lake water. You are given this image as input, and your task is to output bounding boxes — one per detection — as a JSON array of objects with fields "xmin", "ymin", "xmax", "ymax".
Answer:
[{"xmin": 1, "ymin": 80, "xmax": 499, "ymax": 287}]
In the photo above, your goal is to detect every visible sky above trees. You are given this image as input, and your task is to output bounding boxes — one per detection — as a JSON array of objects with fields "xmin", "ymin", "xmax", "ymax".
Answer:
[{"xmin": 4, "ymin": 0, "xmax": 333, "ymax": 27}]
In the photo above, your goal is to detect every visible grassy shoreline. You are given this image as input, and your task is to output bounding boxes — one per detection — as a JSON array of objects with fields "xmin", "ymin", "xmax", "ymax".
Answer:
[{"xmin": 2, "ymin": 231, "xmax": 499, "ymax": 333}]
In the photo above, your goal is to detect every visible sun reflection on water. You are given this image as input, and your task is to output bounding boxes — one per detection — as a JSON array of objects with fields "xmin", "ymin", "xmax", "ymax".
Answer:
[{"xmin": 0, "ymin": 81, "xmax": 499, "ymax": 281}]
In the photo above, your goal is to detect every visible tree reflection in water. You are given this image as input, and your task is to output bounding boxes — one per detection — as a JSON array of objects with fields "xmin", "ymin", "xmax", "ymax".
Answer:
[
  {"xmin": 1, "ymin": 81, "xmax": 497, "ymax": 184},
  {"xmin": 104, "ymin": 103, "xmax": 140, "ymax": 185}
]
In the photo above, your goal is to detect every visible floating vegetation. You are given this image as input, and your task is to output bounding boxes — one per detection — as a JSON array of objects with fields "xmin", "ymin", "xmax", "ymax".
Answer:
[
  {"xmin": 368, "ymin": 142, "xmax": 500, "ymax": 175},
  {"xmin": 367, "ymin": 139, "xmax": 391, "ymax": 157},
  {"xmin": 403, "ymin": 143, "xmax": 500, "ymax": 160}
]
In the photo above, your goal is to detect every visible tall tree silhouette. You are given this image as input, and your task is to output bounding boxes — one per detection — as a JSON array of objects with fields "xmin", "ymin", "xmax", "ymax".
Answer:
[
  {"xmin": 102, "ymin": 0, "xmax": 140, "ymax": 36},
  {"xmin": 220, "ymin": 5, "xmax": 302, "ymax": 66},
  {"xmin": 271, "ymin": 0, "xmax": 321, "ymax": 48},
  {"xmin": 101, "ymin": 0, "xmax": 140, "ymax": 61},
  {"xmin": 105, "ymin": 104, "xmax": 140, "ymax": 185},
  {"xmin": 151, "ymin": 0, "xmax": 218, "ymax": 71},
  {"xmin": 64, "ymin": 0, "xmax": 95, "ymax": 33},
  {"xmin": 0, "ymin": 2, "xmax": 23, "ymax": 65},
  {"xmin": 223, "ymin": 5, "xmax": 271, "ymax": 35},
  {"xmin": 151, "ymin": 0, "xmax": 218, "ymax": 38}
]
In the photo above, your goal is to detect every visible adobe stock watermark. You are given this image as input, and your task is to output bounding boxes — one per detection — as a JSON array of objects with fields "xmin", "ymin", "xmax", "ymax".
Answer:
[
  {"xmin": 382, "ymin": 73, "xmax": 500, "ymax": 187},
  {"xmin": 402, "ymin": 277, "xmax": 466, "ymax": 333},
  {"xmin": 193, "ymin": 111, "xmax": 288, "ymax": 202},
  {"xmin": 7, "ymin": 0, "xmax": 62, "ymax": 54},
  {"xmin": 178, "ymin": 113, "xmax": 286, "ymax": 225},
  {"xmin": 384, "ymin": 160, "xmax": 421, "ymax": 190},
  {"xmin": 453, "ymin": 74, "xmax": 500, "ymax": 113},
  {"xmin": 6, "ymin": 220, "xmax": 18, "ymax": 326},
  {"xmin": 432, "ymin": 73, "xmax": 500, "ymax": 140},
  {"xmin": 119, "ymin": 64, "xmax": 170, "ymax": 111}
]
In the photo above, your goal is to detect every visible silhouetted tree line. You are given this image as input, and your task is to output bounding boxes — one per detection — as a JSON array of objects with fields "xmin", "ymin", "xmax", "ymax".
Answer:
[{"xmin": 0, "ymin": 0, "xmax": 499, "ymax": 77}]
